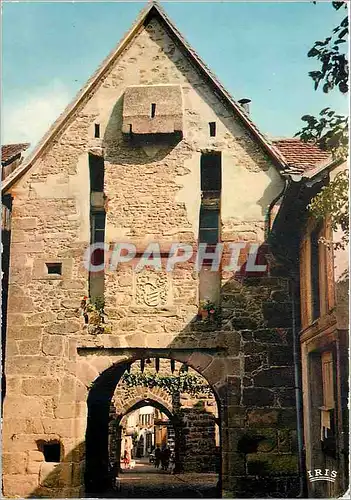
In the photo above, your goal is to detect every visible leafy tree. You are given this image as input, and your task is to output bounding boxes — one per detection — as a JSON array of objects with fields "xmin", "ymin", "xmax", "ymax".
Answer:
[
  {"xmin": 297, "ymin": 1, "xmax": 348, "ymax": 159},
  {"xmin": 297, "ymin": 1, "xmax": 349, "ymax": 246},
  {"xmin": 309, "ymin": 170, "xmax": 349, "ymax": 250}
]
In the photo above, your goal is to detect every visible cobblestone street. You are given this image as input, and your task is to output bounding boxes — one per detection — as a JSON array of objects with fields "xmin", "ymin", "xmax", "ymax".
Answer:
[{"xmin": 110, "ymin": 459, "xmax": 219, "ymax": 498}]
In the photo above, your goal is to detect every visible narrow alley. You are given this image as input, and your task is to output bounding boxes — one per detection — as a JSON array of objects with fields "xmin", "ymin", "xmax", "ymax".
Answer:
[{"xmin": 110, "ymin": 458, "xmax": 219, "ymax": 498}]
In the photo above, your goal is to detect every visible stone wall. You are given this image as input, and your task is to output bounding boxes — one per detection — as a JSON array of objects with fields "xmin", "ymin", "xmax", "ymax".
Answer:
[
  {"xmin": 2, "ymin": 10, "xmax": 298, "ymax": 499},
  {"xmin": 180, "ymin": 406, "xmax": 217, "ymax": 473}
]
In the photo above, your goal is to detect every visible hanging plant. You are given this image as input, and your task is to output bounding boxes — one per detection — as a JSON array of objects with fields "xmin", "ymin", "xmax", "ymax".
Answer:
[{"xmin": 122, "ymin": 371, "xmax": 212, "ymax": 397}]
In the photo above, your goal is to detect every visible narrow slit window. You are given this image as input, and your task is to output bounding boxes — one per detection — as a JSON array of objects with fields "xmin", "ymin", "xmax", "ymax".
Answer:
[
  {"xmin": 151, "ymin": 103, "xmax": 156, "ymax": 119},
  {"xmin": 129, "ymin": 124, "xmax": 133, "ymax": 133},
  {"xmin": 209, "ymin": 122, "xmax": 216, "ymax": 137},
  {"xmin": 201, "ymin": 152, "xmax": 221, "ymax": 192},
  {"xmin": 46, "ymin": 263, "xmax": 62, "ymax": 275},
  {"xmin": 91, "ymin": 212, "xmax": 106, "ymax": 266},
  {"xmin": 199, "ymin": 207, "xmax": 219, "ymax": 244},
  {"xmin": 89, "ymin": 154, "xmax": 104, "ymax": 193},
  {"xmin": 92, "ymin": 212, "xmax": 106, "ymax": 244},
  {"xmin": 94, "ymin": 123, "xmax": 100, "ymax": 138}
]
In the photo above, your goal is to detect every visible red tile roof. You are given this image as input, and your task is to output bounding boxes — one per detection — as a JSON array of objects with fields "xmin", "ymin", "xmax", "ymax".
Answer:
[
  {"xmin": 1, "ymin": 143, "xmax": 30, "ymax": 165},
  {"xmin": 273, "ymin": 138, "xmax": 331, "ymax": 172}
]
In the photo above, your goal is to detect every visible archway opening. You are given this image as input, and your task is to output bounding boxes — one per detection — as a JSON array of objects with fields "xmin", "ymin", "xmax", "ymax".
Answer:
[
  {"xmin": 85, "ymin": 354, "xmax": 222, "ymax": 498},
  {"xmin": 109, "ymin": 397, "xmax": 179, "ymax": 476}
]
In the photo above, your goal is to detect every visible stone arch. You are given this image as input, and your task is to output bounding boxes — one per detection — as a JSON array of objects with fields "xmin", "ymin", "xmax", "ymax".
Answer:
[
  {"xmin": 84, "ymin": 351, "xmax": 223, "ymax": 496},
  {"xmin": 114, "ymin": 386, "xmax": 173, "ymax": 416},
  {"xmin": 78, "ymin": 350, "xmax": 223, "ymax": 396},
  {"xmin": 119, "ymin": 397, "xmax": 174, "ymax": 421},
  {"xmin": 109, "ymin": 396, "xmax": 178, "ymax": 473}
]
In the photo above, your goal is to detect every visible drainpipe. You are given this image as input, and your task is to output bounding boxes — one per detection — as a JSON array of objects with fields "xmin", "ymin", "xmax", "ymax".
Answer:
[
  {"xmin": 290, "ymin": 274, "xmax": 307, "ymax": 498},
  {"xmin": 266, "ymin": 176, "xmax": 288, "ymax": 239}
]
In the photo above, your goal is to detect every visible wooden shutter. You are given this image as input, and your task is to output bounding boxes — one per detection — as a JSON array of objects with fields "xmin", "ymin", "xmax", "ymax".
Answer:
[
  {"xmin": 321, "ymin": 351, "xmax": 334, "ymax": 409},
  {"xmin": 300, "ymin": 233, "xmax": 311, "ymax": 329}
]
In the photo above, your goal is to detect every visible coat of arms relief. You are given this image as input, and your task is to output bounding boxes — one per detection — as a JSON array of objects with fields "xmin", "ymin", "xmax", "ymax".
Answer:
[{"xmin": 135, "ymin": 271, "xmax": 170, "ymax": 307}]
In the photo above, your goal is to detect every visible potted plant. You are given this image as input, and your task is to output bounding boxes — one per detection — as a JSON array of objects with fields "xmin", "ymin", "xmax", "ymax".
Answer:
[
  {"xmin": 78, "ymin": 296, "xmax": 111, "ymax": 334},
  {"xmin": 198, "ymin": 298, "xmax": 217, "ymax": 321}
]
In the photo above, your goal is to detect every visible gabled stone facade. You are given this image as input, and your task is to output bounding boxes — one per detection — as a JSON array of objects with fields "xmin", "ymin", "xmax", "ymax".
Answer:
[{"xmin": 2, "ymin": 3, "xmax": 303, "ymax": 498}]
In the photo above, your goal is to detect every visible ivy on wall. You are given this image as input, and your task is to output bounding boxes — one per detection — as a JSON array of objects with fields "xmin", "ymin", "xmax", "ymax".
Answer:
[{"xmin": 122, "ymin": 371, "xmax": 212, "ymax": 397}]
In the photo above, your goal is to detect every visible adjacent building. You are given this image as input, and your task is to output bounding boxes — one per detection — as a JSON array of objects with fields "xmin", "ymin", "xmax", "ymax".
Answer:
[
  {"xmin": 1, "ymin": 143, "xmax": 30, "ymax": 407},
  {"xmin": 270, "ymin": 150, "xmax": 349, "ymax": 498}
]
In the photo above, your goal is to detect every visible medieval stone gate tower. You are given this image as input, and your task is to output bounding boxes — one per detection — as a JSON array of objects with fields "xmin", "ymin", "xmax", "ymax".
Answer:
[{"xmin": 2, "ymin": 3, "xmax": 300, "ymax": 497}]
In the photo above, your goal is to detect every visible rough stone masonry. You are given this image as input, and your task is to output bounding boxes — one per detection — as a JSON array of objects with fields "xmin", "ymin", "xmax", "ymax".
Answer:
[{"xmin": 2, "ymin": 4, "xmax": 299, "ymax": 498}]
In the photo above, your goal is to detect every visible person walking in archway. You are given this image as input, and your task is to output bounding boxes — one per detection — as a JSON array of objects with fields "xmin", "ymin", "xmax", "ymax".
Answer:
[
  {"xmin": 123, "ymin": 449, "xmax": 130, "ymax": 469},
  {"xmin": 154, "ymin": 446, "xmax": 161, "ymax": 469},
  {"xmin": 161, "ymin": 446, "xmax": 171, "ymax": 471}
]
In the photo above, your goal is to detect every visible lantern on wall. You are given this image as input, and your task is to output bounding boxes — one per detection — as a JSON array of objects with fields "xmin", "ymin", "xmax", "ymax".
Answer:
[{"xmin": 170, "ymin": 359, "xmax": 175, "ymax": 374}]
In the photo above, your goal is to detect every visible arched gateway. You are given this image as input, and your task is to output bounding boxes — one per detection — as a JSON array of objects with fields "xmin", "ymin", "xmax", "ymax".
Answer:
[
  {"xmin": 84, "ymin": 352, "xmax": 222, "ymax": 496},
  {"xmin": 2, "ymin": 2, "xmax": 301, "ymax": 498}
]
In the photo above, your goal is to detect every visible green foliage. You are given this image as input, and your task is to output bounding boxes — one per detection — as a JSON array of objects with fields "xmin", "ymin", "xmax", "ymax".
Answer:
[
  {"xmin": 308, "ymin": 170, "xmax": 349, "ymax": 249},
  {"xmin": 296, "ymin": 1, "xmax": 349, "ymax": 248},
  {"xmin": 78, "ymin": 295, "xmax": 111, "ymax": 334},
  {"xmin": 299, "ymin": 109, "xmax": 348, "ymax": 159},
  {"xmin": 198, "ymin": 298, "xmax": 220, "ymax": 323},
  {"xmin": 307, "ymin": 6, "xmax": 348, "ymax": 95},
  {"xmin": 296, "ymin": 1, "xmax": 348, "ymax": 160},
  {"xmin": 199, "ymin": 298, "xmax": 217, "ymax": 312},
  {"xmin": 92, "ymin": 295, "xmax": 105, "ymax": 312},
  {"xmin": 122, "ymin": 371, "xmax": 212, "ymax": 397}
]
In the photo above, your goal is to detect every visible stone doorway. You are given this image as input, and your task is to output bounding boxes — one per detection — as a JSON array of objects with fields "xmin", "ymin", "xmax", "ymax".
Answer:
[{"xmin": 109, "ymin": 397, "xmax": 179, "ymax": 473}]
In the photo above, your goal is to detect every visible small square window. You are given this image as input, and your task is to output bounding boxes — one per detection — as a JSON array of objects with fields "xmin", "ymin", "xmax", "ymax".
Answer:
[
  {"xmin": 37, "ymin": 439, "xmax": 62, "ymax": 463},
  {"xmin": 43, "ymin": 442, "xmax": 61, "ymax": 462},
  {"xmin": 46, "ymin": 263, "xmax": 62, "ymax": 275}
]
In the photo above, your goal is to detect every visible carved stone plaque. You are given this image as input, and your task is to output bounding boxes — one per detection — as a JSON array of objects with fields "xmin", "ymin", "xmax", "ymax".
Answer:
[{"xmin": 135, "ymin": 271, "xmax": 168, "ymax": 307}]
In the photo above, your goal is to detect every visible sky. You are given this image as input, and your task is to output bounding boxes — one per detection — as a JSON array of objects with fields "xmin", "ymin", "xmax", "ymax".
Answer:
[{"xmin": 1, "ymin": 0, "xmax": 348, "ymax": 150}]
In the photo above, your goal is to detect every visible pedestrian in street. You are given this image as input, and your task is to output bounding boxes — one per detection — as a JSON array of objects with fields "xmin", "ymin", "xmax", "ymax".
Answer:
[
  {"xmin": 168, "ymin": 452, "xmax": 175, "ymax": 474},
  {"xmin": 154, "ymin": 446, "xmax": 161, "ymax": 469},
  {"xmin": 161, "ymin": 446, "xmax": 171, "ymax": 471},
  {"xmin": 123, "ymin": 449, "xmax": 130, "ymax": 469}
]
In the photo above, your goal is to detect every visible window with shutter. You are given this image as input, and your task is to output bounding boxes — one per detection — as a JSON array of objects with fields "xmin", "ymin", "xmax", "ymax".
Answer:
[
  {"xmin": 321, "ymin": 351, "xmax": 334, "ymax": 410},
  {"xmin": 310, "ymin": 225, "xmax": 321, "ymax": 321},
  {"xmin": 320, "ymin": 350, "xmax": 337, "ymax": 457}
]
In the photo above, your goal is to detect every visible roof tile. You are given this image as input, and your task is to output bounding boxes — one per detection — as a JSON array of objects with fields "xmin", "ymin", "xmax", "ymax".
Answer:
[
  {"xmin": 273, "ymin": 138, "xmax": 330, "ymax": 172},
  {"xmin": 1, "ymin": 143, "xmax": 30, "ymax": 164}
]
